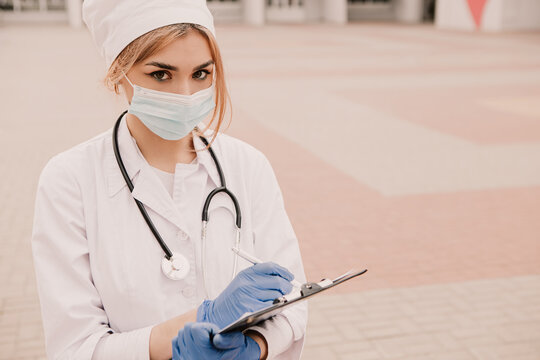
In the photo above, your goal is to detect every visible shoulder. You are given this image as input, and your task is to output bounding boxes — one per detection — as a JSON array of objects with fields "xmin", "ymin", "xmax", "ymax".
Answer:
[
  {"xmin": 38, "ymin": 129, "xmax": 112, "ymax": 188},
  {"xmin": 212, "ymin": 132, "xmax": 273, "ymax": 174},
  {"xmin": 211, "ymin": 132, "xmax": 280, "ymax": 192}
]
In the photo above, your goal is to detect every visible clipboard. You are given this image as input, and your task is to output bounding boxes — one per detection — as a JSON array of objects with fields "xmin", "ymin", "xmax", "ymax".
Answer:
[{"xmin": 217, "ymin": 268, "xmax": 367, "ymax": 334}]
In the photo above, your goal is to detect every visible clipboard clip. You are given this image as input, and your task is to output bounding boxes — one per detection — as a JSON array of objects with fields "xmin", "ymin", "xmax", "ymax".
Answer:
[
  {"xmin": 300, "ymin": 282, "xmax": 322, "ymax": 296},
  {"xmin": 273, "ymin": 278, "xmax": 334, "ymax": 304},
  {"xmin": 300, "ymin": 279, "xmax": 334, "ymax": 296}
]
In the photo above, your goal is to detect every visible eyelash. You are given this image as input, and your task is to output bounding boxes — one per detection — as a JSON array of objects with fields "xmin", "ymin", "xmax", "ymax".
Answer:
[
  {"xmin": 193, "ymin": 70, "xmax": 210, "ymax": 80},
  {"xmin": 147, "ymin": 70, "xmax": 211, "ymax": 82}
]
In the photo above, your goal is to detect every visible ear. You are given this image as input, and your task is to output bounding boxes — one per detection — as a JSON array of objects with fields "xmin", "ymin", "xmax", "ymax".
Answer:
[{"xmin": 118, "ymin": 78, "xmax": 134, "ymax": 104}]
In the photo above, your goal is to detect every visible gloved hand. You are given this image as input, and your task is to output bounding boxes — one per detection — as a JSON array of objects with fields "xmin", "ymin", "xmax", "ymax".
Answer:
[
  {"xmin": 197, "ymin": 262, "xmax": 294, "ymax": 328},
  {"xmin": 172, "ymin": 322, "xmax": 260, "ymax": 360},
  {"xmin": 213, "ymin": 330, "xmax": 261, "ymax": 360}
]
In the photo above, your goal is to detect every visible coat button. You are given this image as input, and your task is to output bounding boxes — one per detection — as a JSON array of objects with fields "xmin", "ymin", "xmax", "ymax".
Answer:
[
  {"xmin": 177, "ymin": 230, "xmax": 188, "ymax": 240},
  {"xmin": 182, "ymin": 286, "xmax": 195, "ymax": 298}
]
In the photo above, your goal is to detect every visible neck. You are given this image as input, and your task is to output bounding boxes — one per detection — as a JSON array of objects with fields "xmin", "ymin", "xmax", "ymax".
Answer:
[{"xmin": 126, "ymin": 114, "xmax": 196, "ymax": 173}]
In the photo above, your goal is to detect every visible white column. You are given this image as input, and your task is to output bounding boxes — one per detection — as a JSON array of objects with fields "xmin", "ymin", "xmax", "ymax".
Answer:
[
  {"xmin": 67, "ymin": 0, "xmax": 83, "ymax": 28},
  {"xmin": 323, "ymin": 0, "xmax": 347, "ymax": 24},
  {"xmin": 435, "ymin": 0, "xmax": 475, "ymax": 30},
  {"xmin": 244, "ymin": 0, "xmax": 265, "ymax": 26},
  {"xmin": 38, "ymin": 0, "xmax": 47, "ymax": 12},
  {"xmin": 394, "ymin": 0, "xmax": 424, "ymax": 23},
  {"xmin": 13, "ymin": 0, "xmax": 22, "ymax": 12},
  {"xmin": 304, "ymin": 0, "xmax": 323, "ymax": 22}
]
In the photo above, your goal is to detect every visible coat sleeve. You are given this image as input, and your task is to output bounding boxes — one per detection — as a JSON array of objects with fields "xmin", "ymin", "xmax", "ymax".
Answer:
[
  {"xmin": 31, "ymin": 155, "xmax": 153, "ymax": 360},
  {"xmin": 247, "ymin": 151, "xmax": 308, "ymax": 359}
]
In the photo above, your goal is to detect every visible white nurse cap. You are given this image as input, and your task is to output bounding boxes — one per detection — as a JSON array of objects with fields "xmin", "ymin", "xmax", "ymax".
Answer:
[{"xmin": 82, "ymin": 0, "xmax": 216, "ymax": 69}]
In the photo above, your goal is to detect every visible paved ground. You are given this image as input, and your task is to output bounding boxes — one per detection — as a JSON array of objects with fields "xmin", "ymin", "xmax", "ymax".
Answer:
[
  {"xmin": 0, "ymin": 22, "xmax": 539, "ymax": 359},
  {"xmin": 304, "ymin": 275, "xmax": 540, "ymax": 360}
]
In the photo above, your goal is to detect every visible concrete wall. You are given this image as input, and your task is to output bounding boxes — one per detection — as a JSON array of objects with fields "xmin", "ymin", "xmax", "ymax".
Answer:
[
  {"xmin": 497, "ymin": 0, "xmax": 540, "ymax": 31},
  {"xmin": 436, "ymin": 0, "xmax": 540, "ymax": 31}
]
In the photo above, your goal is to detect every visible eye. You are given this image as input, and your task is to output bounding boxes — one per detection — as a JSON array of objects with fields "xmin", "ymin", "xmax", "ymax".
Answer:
[
  {"xmin": 149, "ymin": 71, "xmax": 171, "ymax": 82},
  {"xmin": 193, "ymin": 70, "xmax": 210, "ymax": 81}
]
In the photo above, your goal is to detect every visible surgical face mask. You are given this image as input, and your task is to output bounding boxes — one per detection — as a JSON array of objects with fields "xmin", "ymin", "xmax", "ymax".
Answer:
[{"xmin": 124, "ymin": 74, "xmax": 216, "ymax": 141}]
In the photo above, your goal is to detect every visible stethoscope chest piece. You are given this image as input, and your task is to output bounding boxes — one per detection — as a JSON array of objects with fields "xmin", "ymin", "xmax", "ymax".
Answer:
[{"xmin": 161, "ymin": 252, "xmax": 190, "ymax": 280}]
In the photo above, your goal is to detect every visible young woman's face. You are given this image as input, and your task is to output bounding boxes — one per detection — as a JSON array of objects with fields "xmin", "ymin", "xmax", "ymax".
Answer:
[{"xmin": 121, "ymin": 30, "xmax": 214, "ymax": 101}]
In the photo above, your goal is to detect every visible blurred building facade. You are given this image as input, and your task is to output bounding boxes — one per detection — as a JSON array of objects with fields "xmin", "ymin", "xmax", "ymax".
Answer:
[
  {"xmin": 0, "ymin": 0, "xmax": 538, "ymax": 31},
  {"xmin": 437, "ymin": 0, "xmax": 540, "ymax": 31}
]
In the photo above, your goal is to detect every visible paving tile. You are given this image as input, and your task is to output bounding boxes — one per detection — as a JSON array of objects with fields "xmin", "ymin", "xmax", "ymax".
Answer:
[
  {"xmin": 470, "ymin": 342, "xmax": 539, "ymax": 360},
  {"xmin": 300, "ymin": 345, "xmax": 337, "ymax": 360},
  {"xmin": 305, "ymin": 332, "xmax": 343, "ymax": 347},
  {"xmin": 334, "ymin": 323, "xmax": 365, "ymax": 342},
  {"xmin": 372, "ymin": 333, "xmax": 441, "ymax": 358},
  {"xmin": 337, "ymin": 349, "xmax": 381, "ymax": 360},
  {"xmin": 332, "ymin": 339, "xmax": 373, "ymax": 354},
  {"xmin": 494, "ymin": 322, "xmax": 540, "ymax": 342},
  {"xmin": 400, "ymin": 351, "xmax": 476, "ymax": 360},
  {"xmin": 361, "ymin": 325, "xmax": 405, "ymax": 340}
]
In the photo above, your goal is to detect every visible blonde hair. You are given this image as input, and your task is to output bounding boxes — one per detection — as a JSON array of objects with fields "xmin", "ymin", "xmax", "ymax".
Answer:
[{"xmin": 104, "ymin": 23, "xmax": 231, "ymax": 144}]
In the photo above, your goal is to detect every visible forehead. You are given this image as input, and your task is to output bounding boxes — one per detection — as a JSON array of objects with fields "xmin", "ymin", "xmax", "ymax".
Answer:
[{"xmin": 147, "ymin": 30, "xmax": 212, "ymax": 67}]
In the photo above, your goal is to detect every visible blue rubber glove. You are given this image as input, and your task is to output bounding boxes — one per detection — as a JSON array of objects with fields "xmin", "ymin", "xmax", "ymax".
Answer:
[
  {"xmin": 172, "ymin": 322, "xmax": 260, "ymax": 360},
  {"xmin": 197, "ymin": 262, "xmax": 294, "ymax": 328},
  {"xmin": 213, "ymin": 331, "xmax": 261, "ymax": 359}
]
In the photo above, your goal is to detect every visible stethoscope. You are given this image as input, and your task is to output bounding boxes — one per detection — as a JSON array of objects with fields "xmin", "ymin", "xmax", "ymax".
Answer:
[{"xmin": 112, "ymin": 110, "xmax": 242, "ymax": 295}]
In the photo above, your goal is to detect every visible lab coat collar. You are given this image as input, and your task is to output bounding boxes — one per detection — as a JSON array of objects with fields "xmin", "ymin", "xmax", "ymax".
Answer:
[
  {"xmin": 106, "ymin": 118, "xmax": 222, "ymax": 196},
  {"xmin": 106, "ymin": 115, "xmax": 188, "ymax": 229},
  {"xmin": 130, "ymin": 164, "xmax": 187, "ymax": 229}
]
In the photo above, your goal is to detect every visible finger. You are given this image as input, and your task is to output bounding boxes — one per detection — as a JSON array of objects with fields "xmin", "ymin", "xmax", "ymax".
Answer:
[
  {"xmin": 252, "ymin": 262, "xmax": 294, "ymax": 281},
  {"xmin": 172, "ymin": 329, "xmax": 184, "ymax": 357},
  {"xmin": 189, "ymin": 322, "xmax": 220, "ymax": 349},
  {"xmin": 249, "ymin": 288, "xmax": 285, "ymax": 304},
  {"xmin": 181, "ymin": 327, "xmax": 189, "ymax": 356},
  {"xmin": 253, "ymin": 276, "xmax": 293, "ymax": 295},
  {"xmin": 172, "ymin": 342, "xmax": 181, "ymax": 359},
  {"xmin": 212, "ymin": 332, "xmax": 245, "ymax": 350}
]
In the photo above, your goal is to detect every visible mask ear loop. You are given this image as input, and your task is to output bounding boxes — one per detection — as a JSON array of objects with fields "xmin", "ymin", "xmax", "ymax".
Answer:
[
  {"xmin": 121, "ymin": 71, "xmax": 137, "ymax": 106},
  {"xmin": 121, "ymin": 70, "xmax": 135, "ymax": 89}
]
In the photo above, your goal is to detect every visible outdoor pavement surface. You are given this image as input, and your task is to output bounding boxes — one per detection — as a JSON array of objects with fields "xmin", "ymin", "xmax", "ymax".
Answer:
[{"xmin": 1, "ymin": 22, "xmax": 539, "ymax": 359}]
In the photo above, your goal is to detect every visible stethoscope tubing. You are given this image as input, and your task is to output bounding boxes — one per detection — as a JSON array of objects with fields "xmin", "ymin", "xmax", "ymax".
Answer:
[
  {"xmin": 202, "ymin": 187, "xmax": 241, "ymax": 228},
  {"xmin": 112, "ymin": 111, "xmax": 243, "ymax": 286},
  {"xmin": 113, "ymin": 111, "xmax": 175, "ymax": 260}
]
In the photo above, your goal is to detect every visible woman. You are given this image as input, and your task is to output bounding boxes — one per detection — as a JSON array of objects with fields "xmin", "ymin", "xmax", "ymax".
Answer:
[{"xmin": 30, "ymin": 0, "xmax": 307, "ymax": 359}]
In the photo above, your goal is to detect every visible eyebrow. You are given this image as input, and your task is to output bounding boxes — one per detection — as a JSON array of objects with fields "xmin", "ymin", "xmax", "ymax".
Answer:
[
  {"xmin": 145, "ymin": 60, "xmax": 214, "ymax": 72},
  {"xmin": 193, "ymin": 60, "xmax": 214, "ymax": 71}
]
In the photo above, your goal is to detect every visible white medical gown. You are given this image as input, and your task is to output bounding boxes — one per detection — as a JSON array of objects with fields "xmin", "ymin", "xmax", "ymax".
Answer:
[{"xmin": 31, "ymin": 115, "xmax": 308, "ymax": 359}]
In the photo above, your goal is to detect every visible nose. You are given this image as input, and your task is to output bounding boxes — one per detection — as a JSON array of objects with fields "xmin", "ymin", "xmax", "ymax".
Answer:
[{"xmin": 174, "ymin": 79, "xmax": 195, "ymax": 96}]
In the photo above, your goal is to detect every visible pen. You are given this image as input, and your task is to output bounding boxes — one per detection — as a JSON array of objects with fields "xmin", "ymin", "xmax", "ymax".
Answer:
[{"xmin": 231, "ymin": 247, "xmax": 303, "ymax": 289}]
